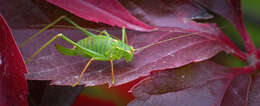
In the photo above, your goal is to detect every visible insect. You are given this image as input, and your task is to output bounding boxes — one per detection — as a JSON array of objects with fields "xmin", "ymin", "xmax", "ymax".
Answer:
[{"xmin": 21, "ymin": 16, "xmax": 216, "ymax": 87}]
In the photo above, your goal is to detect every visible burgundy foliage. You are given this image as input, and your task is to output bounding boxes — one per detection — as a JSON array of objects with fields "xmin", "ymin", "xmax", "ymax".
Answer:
[
  {"xmin": 47, "ymin": 0, "xmax": 155, "ymax": 31},
  {"xmin": 128, "ymin": 61, "xmax": 235, "ymax": 106},
  {"xmin": 248, "ymin": 72, "xmax": 260, "ymax": 106},
  {"xmin": 0, "ymin": 0, "xmax": 259, "ymax": 106},
  {"xmin": 195, "ymin": 0, "xmax": 255, "ymax": 54},
  {"xmin": 221, "ymin": 74, "xmax": 251, "ymax": 106},
  {"xmin": 0, "ymin": 15, "xmax": 28, "ymax": 106},
  {"xmin": 119, "ymin": 0, "xmax": 214, "ymax": 29},
  {"xmin": 14, "ymin": 27, "xmax": 223, "ymax": 86}
]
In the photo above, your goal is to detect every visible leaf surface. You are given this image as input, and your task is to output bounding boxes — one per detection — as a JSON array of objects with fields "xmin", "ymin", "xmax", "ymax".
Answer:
[
  {"xmin": 1, "ymin": 0, "xmax": 255, "ymax": 106},
  {"xmin": 46, "ymin": 0, "xmax": 155, "ymax": 31},
  {"xmin": 0, "ymin": 14, "xmax": 28, "ymax": 106},
  {"xmin": 221, "ymin": 73, "xmax": 251, "ymax": 106},
  {"xmin": 248, "ymin": 72, "xmax": 260, "ymax": 106},
  {"xmin": 128, "ymin": 61, "xmax": 236, "ymax": 106},
  {"xmin": 195, "ymin": 0, "xmax": 255, "ymax": 53},
  {"xmin": 14, "ymin": 27, "xmax": 224, "ymax": 86},
  {"xmin": 120, "ymin": 0, "xmax": 214, "ymax": 30}
]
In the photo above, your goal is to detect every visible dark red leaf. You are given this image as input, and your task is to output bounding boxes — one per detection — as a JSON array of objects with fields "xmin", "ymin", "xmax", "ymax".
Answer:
[
  {"xmin": 128, "ymin": 61, "xmax": 236, "ymax": 106},
  {"xmin": 14, "ymin": 26, "xmax": 224, "ymax": 86},
  {"xmin": 120, "ymin": 0, "xmax": 214, "ymax": 30},
  {"xmin": 39, "ymin": 85, "xmax": 83, "ymax": 106},
  {"xmin": 195, "ymin": 0, "xmax": 255, "ymax": 54},
  {"xmin": 1, "ymin": 0, "xmax": 255, "ymax": 105},
  {"xmin": 0, "ymin": 0, "xmax": 51, "ymax": 28},
  {"xmin": 5, "ymin": 0, "xmax": 234, "ymax": 88},
  {"xmin": 46, "ymin": 0, "xmax": 155, "ymax": 31},
  {"xmin": 195, "ymin": 0, "xmax": 241, "ymax": 25},
  {"xmin": 248, "ymin": 72, "xmax": 260, "ymax": 106},
  {"xmin": 27, "ymin": 81, "xmax": 50, "ymax": 105},
  {"xmin": 0, "ymin": 0, "xmax": 107, "ymax": 29},
  {"xmin": 0, "ymin": 14, "xmax": 28, "ymax": 106},
  {"xmin": 120, "ymin": 0, "xmax": 246, "ymax": 60},
  {"xmin": 27, "ymin": 80, "xmax": 83, "ymax": 106},
  {"xmin": 221, "ymin": 74, "xmax": 251, "ymax": 106}
]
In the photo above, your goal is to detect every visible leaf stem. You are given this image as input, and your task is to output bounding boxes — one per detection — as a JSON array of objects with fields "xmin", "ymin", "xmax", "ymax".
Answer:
[
  {"xmin": 219, "ymin": 33, "xmax": 247, "ymax": 62},
  {"xmin": 235, "ymin": 21, "xmax": 255, "ymax": 55}
]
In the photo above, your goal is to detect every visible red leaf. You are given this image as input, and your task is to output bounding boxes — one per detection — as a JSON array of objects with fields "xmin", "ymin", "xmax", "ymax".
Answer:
[
  {"xmin": 195, "ymin": 0, "xmax": 241, "ymax": 25},
  {"xmin": 0, "ymin": 0, "xmax": 107, "ymax": 29},
  {"xmin": 0, "ymin": 15, "xmax": 28, "ymax": 106},
  {"xmin": 0, "ymin": 0, "xmax": 51, "ymax": 28},
  {"xmin": 5, "ymin": 0, "xmax": 232, "ymax": 87},
  {"xmin": 195, "ymin": 0, "xmax": 255, "ymax": 54},
  {"xmin": 46, "ymin": 0, "xmax": 155, "ymax": 31},
  {"xmin": 14, "ymin": 26, "xmax": 224, "ymax": 86},
  {"xmin": 128, "ymin": 61, "xmax": 236, "ymax": 106},
  {"xmin": 27, "ymin": 80, "xmax": 83, "ymax": 105},
  {"xmin": 248, "ymin": 72, "xmax": 260, "ymax": 105},
  {"xmin": 38, "ymin": 85, "xmax": 83, "ymax": 106},
  {"xmin": 1, "ymin": 0, "xmax": 255, "ymax": 105},
  {"xmin": 120, "ymin": 0, "xmax": 246, "ymax": 61},
  {"xmin": 221, "ymin": 74, "xmax": 251, "ymax": 106},
  {"xmin": 120, "ymin": 0, "xmax": 214, "ymax": 30}
]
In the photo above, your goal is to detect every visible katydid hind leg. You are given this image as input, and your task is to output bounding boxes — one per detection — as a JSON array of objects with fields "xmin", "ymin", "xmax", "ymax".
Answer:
[
  {"xmin": 63, "ymin": 17, "xmax": 96, "ymax": 37},
  {"xmin": 26, "ymin": 33, "xmax": 103, "ymax": 64},
  {"xmin": 20, "ymin": 16, "xmax": 96, "ymax": 48},
  {"xmin": 19, "ymin": 16, "xmax": 66, "ymax": 48},
  {"xmin": 25, "ymin": 34, "xmax": 62, "ymax": 64}
]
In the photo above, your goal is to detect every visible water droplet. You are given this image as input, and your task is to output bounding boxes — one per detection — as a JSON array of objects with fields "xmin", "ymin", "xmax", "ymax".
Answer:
[
  {"xmin": 55, "ymin": 81, "xmax": 61, "ymax": 84},
  {"xmin": 19, "ymin": 94, "xmax": 24, "ymax": 100},
  {"xmin": 181, "ymin": 75, "xmax": 185, "ymax": 78},
  {"xmin": 0, "ymin": 54, "xmax": 2, "ymax": 65},
  {"xmin": 95, "ymin": 69, "xmax": 102, "ymax": 73},
  {"xmin": 87, "ymin": 81, "xmax": 94, "ymax": 86}
]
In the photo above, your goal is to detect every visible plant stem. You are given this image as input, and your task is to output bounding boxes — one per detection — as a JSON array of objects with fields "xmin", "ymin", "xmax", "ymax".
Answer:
[
  {"xmin": 220, "ymin": 32, "xmax": 247, "ymax": 62},
  {"xmin": 235, "ymin": 21, "xmax": 255, "ymax": 55}
]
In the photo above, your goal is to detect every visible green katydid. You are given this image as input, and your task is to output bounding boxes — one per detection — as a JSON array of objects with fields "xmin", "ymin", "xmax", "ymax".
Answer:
[{"xmin": 21, "ymin": 16, "xmax": 216, "ymax": 87}]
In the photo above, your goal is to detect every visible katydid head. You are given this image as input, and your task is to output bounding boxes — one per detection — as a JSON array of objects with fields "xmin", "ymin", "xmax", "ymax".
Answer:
[
  {"xmin": 113, "ymin": 45, "xmax": 134, "ymax": 62},
  {"xmin": 124, "ymin": 46, "xmax": 134, "ymax": 62}
]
